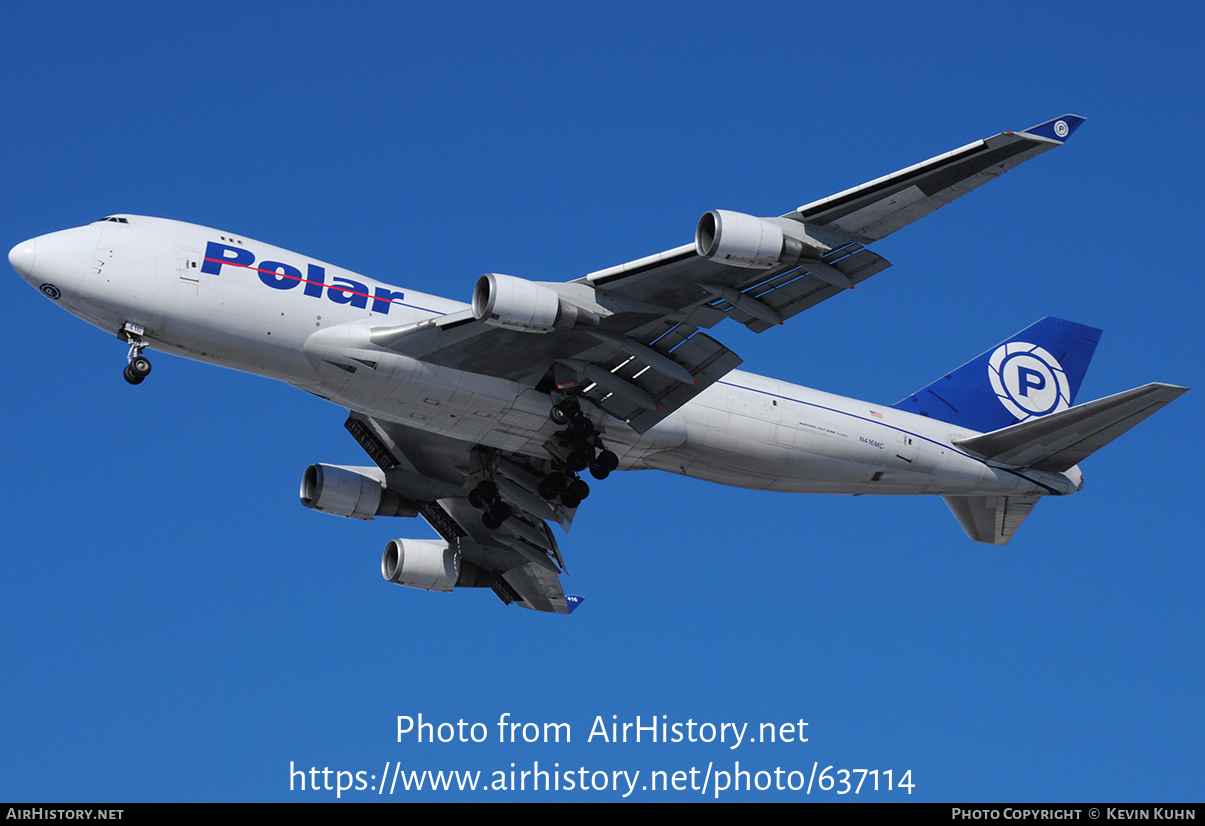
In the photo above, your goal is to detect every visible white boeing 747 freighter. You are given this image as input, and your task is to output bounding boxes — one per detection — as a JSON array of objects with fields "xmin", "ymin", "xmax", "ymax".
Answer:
[{"xmin": 9, "ymin": 114, "xmax": 1185, "ymax": 613}]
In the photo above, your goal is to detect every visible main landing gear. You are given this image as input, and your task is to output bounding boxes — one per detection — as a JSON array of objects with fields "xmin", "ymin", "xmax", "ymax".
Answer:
[
  {"xmin": 121, "ymin": 322, "xmax": 152, "ymax": 385},
  {"xmin": 539, "ymin": 396, "xmax": 619, "ymax": 509},
  {"xmin": 467, "ymin": 479, "xmax": 513, "ymax": 530},
  {"xmin": 466, "ymin": 395, "xmax": 621, "ymax": 530}
]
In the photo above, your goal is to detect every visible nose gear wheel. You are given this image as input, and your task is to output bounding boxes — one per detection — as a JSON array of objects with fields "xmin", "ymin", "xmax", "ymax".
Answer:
[{"xmin": 120, "ymin": 323, "xmax": 153, "ymax": 385}]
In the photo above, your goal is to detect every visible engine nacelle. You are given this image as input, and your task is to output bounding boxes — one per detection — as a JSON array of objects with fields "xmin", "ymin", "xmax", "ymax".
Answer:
[
  {"xmin": 695, "ymin": 209, "xmax": 828, "ymax": 269},
  {"xmin": 299, "ymin": 464, "xmax": 418, "ymax": 520},
  {"xmin": 381, "ymin": 538, "xmax": 495, "ymax": 592},
  {"xmin": 471, "ymin": 273, "xmax": 596, "ymax": 333}
]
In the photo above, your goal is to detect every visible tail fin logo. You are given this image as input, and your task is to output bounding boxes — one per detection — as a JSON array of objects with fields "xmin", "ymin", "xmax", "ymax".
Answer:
[{"xmin": 988, "ymin": 342, "xmax": 1071, "ymax": 421}]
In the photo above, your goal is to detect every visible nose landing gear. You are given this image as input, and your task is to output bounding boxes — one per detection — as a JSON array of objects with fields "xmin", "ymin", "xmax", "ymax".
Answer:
[
  {"xmin": 120, "ymin": 322, "xmax": 152, "ymax": 385},
  {"xmin": 123, "ymin": 355, "xmax": 152, "ymax": 385}
]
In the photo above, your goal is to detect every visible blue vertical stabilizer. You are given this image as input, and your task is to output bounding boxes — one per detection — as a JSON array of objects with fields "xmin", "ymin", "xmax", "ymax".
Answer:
[{"xmin": 892, "ymin": 318, "xmax": 1102, "ymax": 433}]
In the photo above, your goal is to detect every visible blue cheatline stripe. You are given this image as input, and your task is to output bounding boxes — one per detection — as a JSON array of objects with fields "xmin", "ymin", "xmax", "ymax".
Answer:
[
  {"xmin": 716, "ymin": 379, "xmax": 982, "ymax": 463},
  {"xmin": 716, "ymin": 379, "xmax": 1064, "ymax": 494}
]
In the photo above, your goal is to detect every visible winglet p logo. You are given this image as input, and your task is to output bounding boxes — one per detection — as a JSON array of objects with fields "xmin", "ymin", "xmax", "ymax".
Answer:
[{"xmin": 988, "ymin": 342, "xmax": 1071, "ymax": 421}]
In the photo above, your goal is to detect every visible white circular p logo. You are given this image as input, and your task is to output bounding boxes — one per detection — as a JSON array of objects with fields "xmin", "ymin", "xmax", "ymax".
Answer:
[{"xmin": 988, "ymin": 342, "xmax": 1071, "ymax": 421}]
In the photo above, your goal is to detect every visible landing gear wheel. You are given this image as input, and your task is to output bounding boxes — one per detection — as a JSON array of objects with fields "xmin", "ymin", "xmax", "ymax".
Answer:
[
  {"xmin": 129, "ymin": 355, "xmax": 152, "ymax": 380},
  {"xmin": 566, "ymin": 478, "xmax": 590, "ymax": 502},
  {"xmin": 551, "ymin": 397, "xmax": 580, "ymax": 425},
  {"xmin": 568, "ymin": 416, "xmax": 595, "ymax": 440},
  {"xmin": 122, "ymin": 364, "xmax": 144, "ymax": 385},
  {"xmin": 485, "ymin": 501, "xmax": 512, "ymax": 525},
  {"xmin": 594, "ymin": 449, "xmax": 618, "ymax": 473},
  {"xmin": 472, "ymin": 480, "xmax": 499, "ymax": 504},
  {"xmin": 538, "ymin": 472, "xmax": 566, "ymax": 501},
  {"xmin": 589, "ymin": 464, "xmax": 610, "ymax": 480},
  {"xmin": 567, "ymin": 444, "xmax": 594, "ymax": 472}
]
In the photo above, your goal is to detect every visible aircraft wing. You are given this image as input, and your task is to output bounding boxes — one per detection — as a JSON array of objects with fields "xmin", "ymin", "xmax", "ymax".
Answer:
[
  {"xmin": 345, "ymin": 411, "xmax": 580, "ymax": 614},
  {"xmin": 584, "ymin": 115, "xmax": 1085, "ymax": 331},
  {"xmin": 787, "ymin": 115, "xmax": 1085, "ymax": 242},
  {"xmin": 376, "ymin": 115, "xmax": 1084, "ymax": 433}
]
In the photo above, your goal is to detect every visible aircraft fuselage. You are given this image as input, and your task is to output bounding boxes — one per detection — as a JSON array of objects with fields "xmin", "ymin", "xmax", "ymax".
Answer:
[{"xmin": 11, "ymin": 215, "xmax": 1077, "ymax": 504}]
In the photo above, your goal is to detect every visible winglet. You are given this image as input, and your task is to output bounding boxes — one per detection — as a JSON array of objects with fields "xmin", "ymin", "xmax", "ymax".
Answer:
[
  {"xmin": 1019, "ymin": 114, "xmax": 1086, "ymax": 144},
  {"xmin": 565, "ymin": 594, "xmax": 586, "ymax": 614}
]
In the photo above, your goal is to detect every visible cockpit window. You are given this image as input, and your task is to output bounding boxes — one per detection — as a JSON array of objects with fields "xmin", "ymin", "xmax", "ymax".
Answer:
[{"xmin": 97, "ymin": 216, "xmax": 129, "ymax": 224}]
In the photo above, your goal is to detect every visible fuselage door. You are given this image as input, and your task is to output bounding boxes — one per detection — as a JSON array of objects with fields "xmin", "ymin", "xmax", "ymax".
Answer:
[{"xmin": 176, "ymin": 247, "xmax": 204, "ymax": 293}]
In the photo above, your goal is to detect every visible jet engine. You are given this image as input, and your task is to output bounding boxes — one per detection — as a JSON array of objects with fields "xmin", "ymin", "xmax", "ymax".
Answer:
[
  {"xmin": 299, "ymin": 464, "xmax": 418, "ymax": 520},
  {"xmin": 381, "ymin": 538, "xmax": 495, "ymax": 592},
  {"xmin": 695, "ymin": 209, "xmax": 828, "ymax": 269},
  {"xmin": 471, "ymin": 273, "xmax": 597, "ymax": 333}
]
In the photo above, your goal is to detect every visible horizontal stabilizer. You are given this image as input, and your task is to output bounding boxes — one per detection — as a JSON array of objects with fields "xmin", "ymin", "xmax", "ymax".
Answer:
[
  {"xmin": 502, "ymin": 561, "xmax": 576, "ymax": 614},
  {"xmin": 954, "ymin": 383, "xmax": 1188, "ymax": 472},
  {"xmin": 944, "ymin": 494, "xmax": 1041, "ymax": 545}
]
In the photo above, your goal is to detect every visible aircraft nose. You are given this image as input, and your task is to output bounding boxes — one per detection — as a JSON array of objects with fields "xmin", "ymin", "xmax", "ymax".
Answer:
[
  {"xmin": 9, "ymin": 238, "xmax": 36, "ymax": 279},
  {"xmin": 9, "ymin": 224, "xmax": 102, "ymax": 297}
]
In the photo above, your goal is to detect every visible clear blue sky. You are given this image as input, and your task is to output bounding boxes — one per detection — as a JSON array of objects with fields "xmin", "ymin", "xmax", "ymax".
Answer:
[{"xmin": 2, "ymin": 0, "xmax": 1201, "ymax": 802}]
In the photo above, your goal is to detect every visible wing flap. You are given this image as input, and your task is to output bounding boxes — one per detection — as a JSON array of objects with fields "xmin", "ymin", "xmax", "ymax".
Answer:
[
  {"xmin": 706, "ymin": 245, "xmax": 891, "ymax": 334},
  {"xmin": 565, "ymin": 324, "xmax": 743, "ymax": 433}
]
